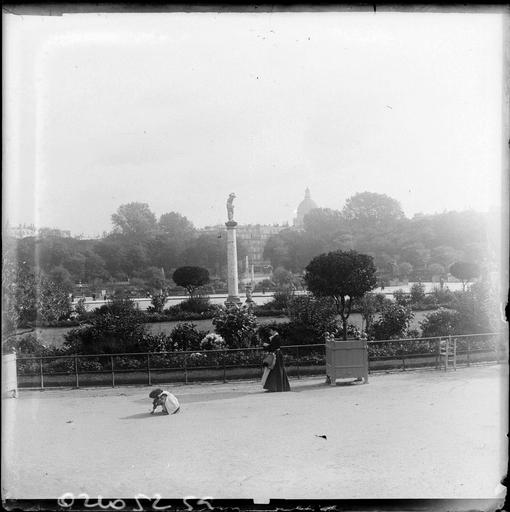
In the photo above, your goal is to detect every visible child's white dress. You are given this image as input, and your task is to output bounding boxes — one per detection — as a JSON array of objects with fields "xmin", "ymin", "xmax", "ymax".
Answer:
[{"xmin": 159, "ymin": 391, "xmax": 180, "ymax": 414}]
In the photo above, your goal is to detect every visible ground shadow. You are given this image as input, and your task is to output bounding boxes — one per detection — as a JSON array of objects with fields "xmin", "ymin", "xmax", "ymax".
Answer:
[
  {"xmin": 180, "ymin": 390, "xmax": 257, "ymax": 403},
  {"xmin": 119, "ymin": 412, "xmax": 162, "ymax": 420},
  {"xmin": 292, "ymin": 379, "xmax": 365, "ymax": 392}
]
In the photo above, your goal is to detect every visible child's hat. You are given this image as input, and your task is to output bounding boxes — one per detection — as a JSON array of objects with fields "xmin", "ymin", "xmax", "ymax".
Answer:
[{"xmin": 149, "ymin": 388, "xmax": 163, "ymax": 398}]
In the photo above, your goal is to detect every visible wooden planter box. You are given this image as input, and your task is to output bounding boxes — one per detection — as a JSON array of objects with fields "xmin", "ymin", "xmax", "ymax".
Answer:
[{"xmin": 325, "ymin": 339, "xmax": 368, "ymax": 385}]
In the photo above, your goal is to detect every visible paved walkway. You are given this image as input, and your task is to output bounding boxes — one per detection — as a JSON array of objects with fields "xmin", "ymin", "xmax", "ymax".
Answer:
[{"xmin": 2, "ymin": 365, "xmax": 507, "ymax": 500}]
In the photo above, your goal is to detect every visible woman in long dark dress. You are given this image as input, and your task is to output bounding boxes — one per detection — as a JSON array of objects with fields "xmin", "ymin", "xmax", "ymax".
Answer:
[{"xmin": 262, "ymin": 328, "xmax": 291, "ymax": 392}]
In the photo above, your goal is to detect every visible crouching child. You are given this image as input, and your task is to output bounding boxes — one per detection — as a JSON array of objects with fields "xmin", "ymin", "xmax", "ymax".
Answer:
[{"xmin": 149, "ymin": 388, "xmax": 180, "ymax": 415}]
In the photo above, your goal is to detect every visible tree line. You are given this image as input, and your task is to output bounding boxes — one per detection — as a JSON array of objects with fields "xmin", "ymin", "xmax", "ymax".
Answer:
[
  {"xmin": 4, "ymin": 203, "xmax": 248, "ymax": 297},
  {"xmin": 264, "ymin": 191, "xmax": 495, "ymax": 283},
  {"xmin": 1, "ymin": 192, "xmax": 497, "ymax": 338}
]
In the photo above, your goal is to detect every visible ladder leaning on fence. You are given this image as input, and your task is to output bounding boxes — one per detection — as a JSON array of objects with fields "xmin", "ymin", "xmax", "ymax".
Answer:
[{"xmin": 438, "ymin": 336, "xmax": 457, "ymax": 371}]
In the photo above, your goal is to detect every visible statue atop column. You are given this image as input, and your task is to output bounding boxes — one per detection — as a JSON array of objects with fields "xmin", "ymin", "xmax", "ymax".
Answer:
[
  {"xmin": 226, "ymin": 193, "xmax": 236, "ymax": 222},
  {"xmin": 225, "ymin": 193, "xmax": 240, "ymax": 305}
]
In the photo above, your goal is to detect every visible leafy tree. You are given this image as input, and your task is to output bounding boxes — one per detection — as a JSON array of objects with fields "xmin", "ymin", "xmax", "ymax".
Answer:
[
  {"xmin": 400, "ymin": 243, "xmax": 430, "ymax": 280},
  {"xmin": 420, "ymin": 308, "xmax": 460, "ymax": 337},
  {"xmin": 393, "ymin": 289, "xmax": 411, "ymax": 306},
  {"xmin": 272, "ymin": 267, "xmax": 296, "ymax": 290},
  {"xmin": 449, "ymin": 261, "xmax": 480, "ymax": 291},
  {"xmin": 253, "ymin": 279, "xmax": 275, "ymax": 293},
  {"xmin": 140, "ymin": 266, "xmax": 167, "ymax": 292},
  {"xmin": 36, "ymin": 275, "xmax": 72, "ymax": 323},
  {"xmin": 397, "ymin": 262, "xmax": 413, "ymax": 281},
  {"xmin": 264, "ymin": 289, "xmax": 293, "ymax": 311},
  {"xmin": 2, "ymin": 260, "xmax": 37, "ymax": 333},
  {"xmin": 147, "ymin": 292, "xmax": 167, "ymax": 314},
  {"xmin": 428, "ymin": 263, "xmax": 446, "ymax": 279},
  {"xmin": 287, "ymin": 295, "xmax": 338, "ymax": 338},
  {"xmin": 263, "ymin": 229, "xmax": 324, "ymax": 273},
  {"xmin": 430, "ymin": 245, "xmax": 464, "ymax": 269},
  {"xmin": 64, "ymin": 298, "xmax": 146, "ymax": 354},
  {"xmin": 172, "ymin": 266, "xmax": 210, "ymax": 298},
  {"xmin": 111, "ymin": 202, "xmax": 157, "ymax": 237},
  {"xmin": 83, "ymin": 251, "xmax": 110, "ymax": 281},
  {"xmin": 94, "ymin": 235, "xmax": 130, "ymax": 276},
  {"xmin": 357, "ymin": 293, "xmax": 379, "ymax": 332},
  {"xmin": 304, "ymin": 250, "xmax": 377, "ymax": 340},
  {"xmin": 302, "ymin": 208, "xmax": 352, "ymax": 251},
  {"xmin": 158, "ymin": 212, "xmax": 196, "ymax": 240},
  {"xmin": 183, "ymin": 233, "xmax": 247, "ymax": 278},
  {"xmin": 170, "ymin": 322, "xmax": 207, "ymax": 351},
  {"xmin": 48, "ymin": 266, "xmax": 74, "ymax": 293},
  {"xmin": 449, "ymin": 280, "xmax": 501, "ymax": 334},
  {"xmin": 2, "ymin": 333, "xmax": 45, "ymax": 356},
  {"xmin": 370, "ymin": 302, "xmax": 414, "ymax": 340},
  {"xmin": 342, "ymin": 192, "xmax": 405, "ymax": 230},
  {"xmin": 37, "ymin": 237, "xmax": 72, "ymax": 271},
  {"xmin": 212, "ymin": 305, "xmax": 258, "ymax": 348},
  {"xmin": 410, "ymin": 282, "xmax": 426, "ymax": 304}
]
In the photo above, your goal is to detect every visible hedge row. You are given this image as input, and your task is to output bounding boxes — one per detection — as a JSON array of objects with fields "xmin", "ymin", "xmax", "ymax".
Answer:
[{"xmin": 16, "ymin": 336, "xmax": 501, "ymax": 376}]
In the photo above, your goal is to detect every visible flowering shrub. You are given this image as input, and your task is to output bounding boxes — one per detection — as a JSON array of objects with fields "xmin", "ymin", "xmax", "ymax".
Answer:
[
  {"xmin": 200, "ymin": 333, "xmax": 226, "ymax": 351},
  {"xmin": 139, "ymin": 333, "xmax": 173, "ymax": 353},
  {"xmin": 287, "ymin": 295, "xmax": 337, "ymax": 337},
  {"xmin": 170, "ymin": 322, "xmax": 208, "ymax": 351},
  {"xmin": 147, "ymin": 293, "xmax": 167, "ymax": 314},
  {"xmin": 187, "ymin": 352, "xmax": 206, "ymax": 366},
  {"xmin": 393, "ymin": 289, "xmax": 411, "ymax": 306},
  {"xmin": 369, "ymin": 303, "xmax": 414, "ymax": 340},
  {"xmin": 327, "ymin": 324, "xmax": 368, "ymax": 341},
  {"xmin": 212, "ymin": 305, "xmax": 258, "ymax": 348}
]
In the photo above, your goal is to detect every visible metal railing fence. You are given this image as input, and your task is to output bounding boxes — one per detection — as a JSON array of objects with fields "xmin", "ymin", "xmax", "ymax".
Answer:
[{"xmin": 15, "ymin": 332, "xmax": 507, "ymax": 389}]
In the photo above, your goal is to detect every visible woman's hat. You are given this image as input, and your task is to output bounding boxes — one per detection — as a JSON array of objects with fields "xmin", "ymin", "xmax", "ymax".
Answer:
[{"xmin": 149, "ymin": 388, "xmax": 163, "ymax": 399}]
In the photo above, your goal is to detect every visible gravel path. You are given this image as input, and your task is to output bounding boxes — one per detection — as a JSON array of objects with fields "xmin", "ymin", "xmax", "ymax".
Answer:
[{"xmin": 2, "ymin": 365, "xmax": 507, "ymax": 500}]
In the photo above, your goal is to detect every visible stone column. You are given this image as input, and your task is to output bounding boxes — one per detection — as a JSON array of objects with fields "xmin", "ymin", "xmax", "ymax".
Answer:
[{"xmin": 225, "ymin": 220, "xmax": 241, "ymax": 306}]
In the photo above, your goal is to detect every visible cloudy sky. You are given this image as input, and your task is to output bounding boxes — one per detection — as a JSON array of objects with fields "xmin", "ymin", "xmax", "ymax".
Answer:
[{"xmin": 3, "ymin": 10, "xmax": 505, "ymax": 236}]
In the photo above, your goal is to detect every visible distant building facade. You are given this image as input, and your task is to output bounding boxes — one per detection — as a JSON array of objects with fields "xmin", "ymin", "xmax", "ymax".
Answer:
[
  {"xmin": 198, "ymin": 188, "xmax": 319, "ymax": 273},
  {"xmin": 6, "ymin": 224, "xmax": 74, "ymax": 239},
  {"xmin": 236, "ymin": 224, "xmax": 288, "ymax": 271},
  {"xmin": 7, "ymin": 224, "xmax": 37, "ymax": 239},
  {"xmin": 201, "ymin": 223, "xmax": 288, "ymax": 272}
]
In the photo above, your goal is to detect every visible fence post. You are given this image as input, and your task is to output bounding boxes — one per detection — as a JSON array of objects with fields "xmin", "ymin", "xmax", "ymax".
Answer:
[
  {"xmin": 184, "ymin": 355, "xmax": 188, "ymax": 385},
  {"xmin": 147, "ymin": 353, "xmax": 151, "ymax": 386},
  {"xmin": 445, "ymin": 336, "xmax": 450, "ymax": 371},
  {"xmin": 111, "ymin": 356, "xmax": 115, "ymax": 388},
  {"xmin": 296, "ymin": 346, "xmax": 300, "ymax": 379},
  {"xmin": 40, "ymin": 358, "xmax": 44, "ymax": 389},
  {"xmin": 435, "ymin": 338, "xmax": 441, "ymax": 369},
  {"xmin": 74, "ymin": 355, "xmax": 79, "ymax": 388},
  {"xmin": 402, "ymin": 356, "xmax": 406, "ymax": 372},
  {"xmin": 466, "ymin": 337, "xmax": 471, "ymax": 367},
  {"xmin": 222, "ymin": 352, "xmax": 226, "ymax": 384}
]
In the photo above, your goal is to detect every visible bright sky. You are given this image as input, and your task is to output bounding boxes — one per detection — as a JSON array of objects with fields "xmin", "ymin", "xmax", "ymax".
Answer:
[{"xmin": 3, "ymin": 11, "xmax": 505, "ymax": 236}]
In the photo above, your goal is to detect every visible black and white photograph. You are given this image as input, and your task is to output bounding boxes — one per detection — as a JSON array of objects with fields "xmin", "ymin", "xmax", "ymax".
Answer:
[{"xmin": 2, "ymin": 4, "xmax": 508, "ymax": 508}]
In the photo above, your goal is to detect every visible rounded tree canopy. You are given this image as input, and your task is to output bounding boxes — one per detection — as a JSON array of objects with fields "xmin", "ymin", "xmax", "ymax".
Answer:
[
  {"xmin": 342, "ymin": 192, "xmax": 405, "ymax": 227},
  {"xmin": 304, "ymin": 250, "xmax": 377, "ymax": 300},
  {"xmin": 172, "ymin": 266, "xmax": 210, "ymax": 295},
  {"xmin": 449, "ymin": 261, "xmax": 480, "ymax": 282}
]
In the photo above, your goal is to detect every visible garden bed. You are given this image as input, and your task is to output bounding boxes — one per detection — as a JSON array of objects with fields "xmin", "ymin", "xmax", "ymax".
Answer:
[{"xmin": 16, "ymin": 349, "xmax": 503, "ymax": 389}]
